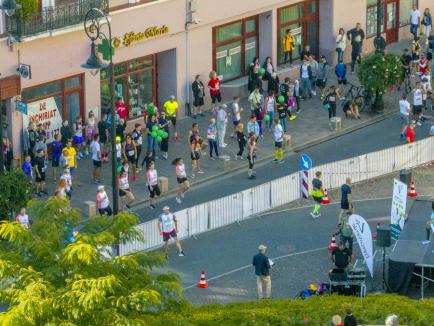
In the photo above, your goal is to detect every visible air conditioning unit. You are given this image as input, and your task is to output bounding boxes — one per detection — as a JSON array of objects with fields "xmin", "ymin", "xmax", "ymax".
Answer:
[{"xmin": 18, "ymin": 64, "xmax": 32, "ymax": 79}]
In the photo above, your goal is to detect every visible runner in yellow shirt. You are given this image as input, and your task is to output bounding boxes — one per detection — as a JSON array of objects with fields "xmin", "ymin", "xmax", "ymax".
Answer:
[
  {"xmin": 163, "ymin": 95, "xmax": 180, "ymax": 141},
  {"xmin": 62, "ymin": 139, "xmax": 77, "ymax": 174}
]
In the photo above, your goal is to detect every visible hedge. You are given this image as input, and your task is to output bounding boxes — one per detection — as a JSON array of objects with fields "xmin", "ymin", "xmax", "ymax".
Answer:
[{"xmin": 144, "ymin": 294, "xmax": 434, "ymax": 326}]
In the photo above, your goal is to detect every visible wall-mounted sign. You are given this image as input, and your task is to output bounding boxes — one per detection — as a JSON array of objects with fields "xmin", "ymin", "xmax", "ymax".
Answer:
[{"xmin": 112, "ymin": 25, "xmax": 169, "ymax": 48}]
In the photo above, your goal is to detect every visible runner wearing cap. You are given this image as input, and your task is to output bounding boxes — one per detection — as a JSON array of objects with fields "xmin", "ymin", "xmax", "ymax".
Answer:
[
  {"xmin": 157, "ymin": 206, "xmax": 185, "ymax": 258},
  {"xmin": 163, "ymin": 96, "xmax": 180, "ymax": 141},
  {"xmin": 96, "ymin": 185, "xmax": 112, "ymax": 216}
]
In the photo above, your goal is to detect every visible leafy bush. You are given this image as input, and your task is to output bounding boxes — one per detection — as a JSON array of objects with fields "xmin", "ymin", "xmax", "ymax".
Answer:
[
  {"xmin": 0, "ymin": 170, "xmax": 33, "ymax": 219},
  {"xmin": 149, "ymin": 295, "xmax": 434, "ymax": 325},
  {"xmin": 16, "ymin": 0, "xmax": 39, "ymax": 21}
]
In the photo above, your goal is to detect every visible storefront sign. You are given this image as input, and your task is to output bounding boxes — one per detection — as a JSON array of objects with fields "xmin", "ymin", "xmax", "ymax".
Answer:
[
  {"xmin": 390, "ymin": 179, "xmax": 407, "ymax": 240},
  {"xmin": 216, "ymin": 50, "xmax": 227, "ymax": 59},
  {"xmin": 229, "ymin": 46, "xmax": 241, "ymax": 56},
  {"xmin": 112, "ymin": 25, "xmax": 169, "ymax": 48},
  {"xmin": 22, "ymin": 97, "xmax": 62, "ymax": 144},
  {"xmin": 245, "ymin": 41, "xmax": 256, "ymax": 51}
]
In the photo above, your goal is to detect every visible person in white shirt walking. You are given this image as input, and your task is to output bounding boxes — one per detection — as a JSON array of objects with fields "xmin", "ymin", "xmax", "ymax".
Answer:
[
  {"xmin": 412, "ymin": 82, "xmax": 424, "ymax": 125},
  {"xmin": 399, "ymin": 94, "xmax": 411, "ymax": 139},
  {"xmin": 157, "ymin": 206, "xmax": 185, "ymax": 259},
  {"xmin": 217, "ymin": 104, "xmax": 228, "ymax": 147},
  {"xmin": 410, "ymin": 4, "xmax": 421, "ymax": 40},
  {"xmin": 273, "ymin": 118, "xmax": 284, "ymax": 164},
  {"xmin": 96, "ymin": 185, "xmax": 112, "ymax": 216},
  {"xmin": 90, "ymin": 134, "xmax": 102, "ymax": 183},
  {"xmin": 146, "ymin": 161, "xmax": 160, "ymax": 209},
  {"xmin": 173, "ymin": 158, "xmax": 190, "ymax": 204}
]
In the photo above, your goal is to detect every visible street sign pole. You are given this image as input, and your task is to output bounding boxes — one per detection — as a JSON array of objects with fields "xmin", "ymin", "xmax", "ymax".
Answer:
[{"xmin": 299, "ymin": 154, "xmax": 313, "ymax": 199}]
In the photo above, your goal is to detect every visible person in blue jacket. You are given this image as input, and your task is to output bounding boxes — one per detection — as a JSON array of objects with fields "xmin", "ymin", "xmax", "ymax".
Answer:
[{"xmin": 335, "ymin": 60, "xmax": 347, "ymax": 85}]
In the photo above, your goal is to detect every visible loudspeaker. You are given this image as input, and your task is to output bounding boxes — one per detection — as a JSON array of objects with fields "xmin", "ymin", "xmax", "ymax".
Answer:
[{"xmin": 376, "ymin": 226, "xmax": 391, "ymax": 247}]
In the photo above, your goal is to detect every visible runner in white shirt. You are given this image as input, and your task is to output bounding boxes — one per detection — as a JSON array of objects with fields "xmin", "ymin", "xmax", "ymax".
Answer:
[
  {"xmin": 157, "ymin": 206, "xmax": 185, "ymax": 259},
  {"xmin": 399, "ymin": 94, "xmax": 411, "ymax": 138},
  {"xmin": 272, "ymin": 118, "xmax": 284, "ymax": 164},
  {"xmin": 173, "ymin": 158, "xmax": 190, "ymax": 204},
  {"xmin": 90, "ymin": 134, "xmax": 101, "ymax": 183},
  {"xmin": 146, "ymin": 161, "xmax": 160, "ymax": 209},
  {"xmin": 412, "ymin": 83, "xmax": 424, "ymax": 124},
  {"xmin": 96, "ymin": 185, "xmax": 112, "ymax": 216},
  {"xmin": 15, "ymin": 208, "xmax": 30, "ymax": 229}
]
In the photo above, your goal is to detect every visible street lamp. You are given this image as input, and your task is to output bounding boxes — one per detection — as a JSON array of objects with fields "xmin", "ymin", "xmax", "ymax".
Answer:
[
  {"xmin": 81, "ymin": 8, "xmax": 118, "ymax": 215},
  {"xmin": 372, "ymin": 0, "xmax": 386, "ymax": 112},
  {"xmin": 0, "ymin": 0, "xmax": 21, "ymax": 17}
]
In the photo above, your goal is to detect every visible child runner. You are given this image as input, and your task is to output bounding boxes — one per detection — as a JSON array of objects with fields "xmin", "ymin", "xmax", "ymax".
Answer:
[
  {"xmin": 173, "ymin": 158, "xmax": 190, "ymax": 204},
  {"xmin": 118, "ymin": 170, "xmax": 134, "ymax": 212},
  {"xmin": 146, "ymin": 161, "xmax": 160, "ymax": 209},
  {"xmin": 96, "ymin": 185, "xmax": 112, "ymax": 216},
  {"xmin": 247, "ymin": 132, "xmax": 257, "ymax": 179},
  {"xmin": 60, "ymin": 167, "xmax": 72, "ymax": 199},
  {"xmin": 73, "ymin": 116, "xmax": 85, "ymax": 159},
  {"xmin": 273, "ymin": 118, "xmax": 284, "ymax": 164},
  {"xmin": 190, "ymin": 134, "xmax": 203, "ymax": 179},
  {"xmin": 16, "ymin": 208, "xmax": 30, "ymax": 229},
  {"xmin": 51, "ymin": 134, "xmax": 62, "ymax": 182},
  {"xmin": 85, "ymin": 111, "xmax": 97, "ymax": 156},
  {"xmin": 310, "ymin": 171, "xmax": 324, "ymax": 219},
  {"xmin": 22, "ymin": 155, "xmax": 32, "ymax": 181},
  {"xmin": 157, "ymin": 206, "xmax": 185, "ymax": 259},
  {"xmin": 123, "ymin": 135, "xmax": 138, "ymax": 182},
  {"xmin": 235, "ymin": 123, "xmax": 246, "ymax": 160}
]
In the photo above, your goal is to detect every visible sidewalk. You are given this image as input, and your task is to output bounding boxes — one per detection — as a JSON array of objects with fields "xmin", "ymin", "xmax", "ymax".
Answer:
[{"xmin": 43, "ymin": 39, "xmax": 414, "ymax": 213}]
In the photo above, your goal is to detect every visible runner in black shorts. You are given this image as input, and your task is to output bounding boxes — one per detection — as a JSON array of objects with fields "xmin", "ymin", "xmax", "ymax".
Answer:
[
  {"xmin": 211, "ymin": 93, "xmax": 222, "ymax": 104},
  {"xmin": 93, "ymin": 160, "xmax": 102, "ymax": 168},
  {"xmin": 123, "ymin": 135, "xmax": 138, "ymax": 181},
  {"xmin": 146, "ymin": 161, "xmax": 160, "ymax": 208}
]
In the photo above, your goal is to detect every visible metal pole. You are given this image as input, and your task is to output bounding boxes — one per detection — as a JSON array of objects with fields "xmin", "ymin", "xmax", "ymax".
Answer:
[
  {"xmin": 0, "ymin": 89, "xmax": 4, "ymax": 175},
  {"xmin": 376, "ymin": 0, "xmax": 381, "ymax": 48},
  {"xmin": 421, "ymin": 266, "xmax": 424, "ymax": 300}
]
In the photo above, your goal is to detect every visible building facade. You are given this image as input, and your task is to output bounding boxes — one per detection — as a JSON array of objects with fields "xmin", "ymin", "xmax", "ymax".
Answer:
[{"xmin": 0, "ymin": 0, "xmax": 433, "ymax": 156}]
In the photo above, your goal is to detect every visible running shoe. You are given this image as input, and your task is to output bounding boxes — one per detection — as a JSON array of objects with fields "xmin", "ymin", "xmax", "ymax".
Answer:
[
  {"xmin": 278, "ymin": 160, "xmax": 285, "ymax": 164},
  {"xmin": 272, "ymin": 159, "xmax": 278, "ymax": 163},
  {"xmin": 248, "ymin": 175, "xmax": 256, "ymax": 179},
  {"xmin": 149, "ymin": 204, "xmax": 156, "ymax": 209},
  {"xmin": 179, "ymin": 251, "xmax": 185, "ymax": 257},
  {"xmin": 176, "ymin": 196, "xmax": 182, "ymax": 204},
  {"xmin": 41, "ymin": 190, "xmax": 48, "ymax": 195},
  {"xmin": 197, "ymin": 170, "xmax": 204, "ymax": 174}
]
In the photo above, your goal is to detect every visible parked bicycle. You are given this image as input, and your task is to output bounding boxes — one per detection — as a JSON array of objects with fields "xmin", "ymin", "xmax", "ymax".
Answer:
[{"xmin": 342, "ymin": 83, "xmax": 373, "ymax": 113}]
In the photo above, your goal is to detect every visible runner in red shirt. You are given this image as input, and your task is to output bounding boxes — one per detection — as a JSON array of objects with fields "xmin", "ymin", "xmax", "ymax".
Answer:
[
  {"xmin": 208, "ymin": 71, "xmax": 222, "ymax": 115},
  {"xmin": 405, "ymin": 121, "xmax": 416, "ymax": 143},
  {"xmin": 115, "ymin": 97, "xmax": 129, "ymax": 120}
]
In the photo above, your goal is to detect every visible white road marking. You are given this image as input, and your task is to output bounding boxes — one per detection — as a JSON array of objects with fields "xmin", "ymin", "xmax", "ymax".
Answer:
[{"xmin": 183, "ymin": 247, "xmax": 326, "ymax": 290}]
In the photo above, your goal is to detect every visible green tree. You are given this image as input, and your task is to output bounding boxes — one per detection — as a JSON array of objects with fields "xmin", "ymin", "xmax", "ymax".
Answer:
[
  {"xmin": 0, "ymin": 170, "xmax": 33, "ymax": 220},
  {"xmin": 0, "ymin": 197, "xmax": 183, "ymax": 325},
  {"xmin": 357, "ymin": 52, "xmax": 402, "ymax": 112},
  {"xmin": 16, "ymin": 0, "xmax": 39, "ymax": 21}
]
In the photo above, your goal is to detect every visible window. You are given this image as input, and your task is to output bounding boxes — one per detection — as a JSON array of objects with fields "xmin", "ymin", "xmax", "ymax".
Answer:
[
  {"xmin": 213, "ymin": 16, "xmax": 258, "ymax": 81},
  {"xmin": 400, "ymin": 0, "xmax": 418, "ymax": 26},
  {"xmin": 277, "ymin": 1, "xmax": 319, "ymax": 65},
  {"xmin": 100, "ymin": 55, "xmax": 156, "ymax": 119},
  {"xmin": 22, "ymin": 75, "xmax": 84, "ymax": 122},
  {"xmin": 366, "ymin": 2, "xmax": 385, "ymax": 37}
]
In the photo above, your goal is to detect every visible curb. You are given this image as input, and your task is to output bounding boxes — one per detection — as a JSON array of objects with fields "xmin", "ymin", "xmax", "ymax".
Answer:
[{"xmin": 132, "ymin": 109, "xmax": 397, "ymax": 210}]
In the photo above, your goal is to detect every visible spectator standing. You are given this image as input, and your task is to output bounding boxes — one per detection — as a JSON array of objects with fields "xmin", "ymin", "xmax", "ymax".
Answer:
[
  {"xmin": 146, "ymin": 114, "xmax": 158, "ymax": 157},
  {"xmin": 338, "ymin": 177, "xmax": 354, "ymax": 223},
  {"xmin": 336, "ymin": 28, "xmax": 347, "ymax": 62},
  {"xmin": 207, "ymin": 118, "xmax": 219, "ymax": 160},
  {"xmin": 22, "ymin": 155, "xmax": 32, "ymax": 181},
  {"xmin": 164, "ymin": 96, "xmax": 180, "ymax": 141},
  {"xmin": 331, "ymin": 240, "xmax": 352, "ymax": 270},
  {"xmin": 347, "ymin": 23, "xmax": 365, "ymax": 73},
  {"xmin": 343, "ymin": 308, "xmax": 357, "ymax": 326},
  {"xmin": 2, "ymin": 137, "xmax": 13, "ymax": 171},
  {"xmin": 317, "ymin": 56, "xmax": 328, "ymax": 90},
  {"xmin": 192, "ymin": 75, "xmax": 205, "ymax": 119},
  {"xmin": 300, "ymin": 45, "xmax": 312, "ymax": 61},
  {"xmin": 262, "ymin": 56, "xmax": 274, "ymax": 81},
  {"xmin": 310, "ymin": 171, "xmax": 324, "ymax": 219},
  {"xmin": 410, "ymin": 4, "xmax": 421, "ymax": 40},
  {"xmin": 264, "ymin": 91, "xmax": 277, "ymax": 131},
  {"xmin": 277, "ymin": 102, "xmax": 288, "ymax": 133},
  {"xmin": 267, "ymin": 72, "xmax": 280, "ymax": 95},
  {"xmin": 272, "ymin": 118, "xmax": 284, "ymax": 164},
  {"xmin": 157, "ymin": 206, "xmax": 185, "ymax": 259},
  {"xmin": 324, "ymin": 86, "xmax": 343, "ymax": 129},
  {"xmin": 247, "ymin": 114, "xmax": 260, "ymax": 139},
  {"xmin": 97, "ymin": 114, "xmax": 109, "ymax": 163},
  {"xmin": 282, "ymin": 29, "xmax": 295, "ymax": 66},
  {"xmin": 208, "ymin": 71, "xmax": 222, "ymax": 115},
  {"xmin": 249, "ymin": 86, "xmax": 263, "ymax": 115},
  {"xmin": 158, "ymin": 112, "xmax": 170, "ymax": 160},
  {"xmin": 85, "ymin": 111, "xmax": 97, "ymax": 156},
  {"xmin": 231, "ymin": 97, "xmax": 242, "ymax": 137},
  {"xmin": 399, "ymin": 94, "xmax": 411, "ymax": 139},
  {"xmin": 173, "ymin": 158, "xmax": 190, "ymax": 204},
  {"xmin": 51, "ymin": 134, "xmax": 63, "ymax": 182},
  {"xmin": 63, "ymin": 140, "xmax": 77, "ymax": 175},
  {"xmin": 405, "ymin": 121, "xmax": 416, "ymax": 143},
  {"xmin": 247, "ymin": 132, "xmax": 257, "ymax": 180},
  {"xmin": 309, "ymin": 54, "xmax": 319, "ymax": 96},
  {"xmin": 91, "ymin": 134, "xmax": 102, "ymax": 183},
  {"xmin": 146, "ymin": 161, "xmax": 160, "ymax": 209},
  {"xmin": 335, "ymin": 60, "xmax": 347, "ymax": 85},
  {"xmin": 248, "ymin": 57, "xmax": 260, "ymax": 92},
  {"xmin": 34, "ymin": 150, "xmax": 47, "ymax": 196},
  {"xmin": 340, "ymin": 211, "xmax": 354, "ymax": 254},
  {"xmin": 252, "ymin": 244, "xmax": 272, "ymax": 299},
  {"xmin": 60, "ymin": 120, "xmax": 73, "ymax": 149},
  {"xmin": 73, "ymin": 116, "xmax": 85, "ymax": 159},
  {"xmin": 115, "ymin": 97, "xmax": 129, "ymax": 120},
  {"xmin": 300, "ymin": 58, "xmax": 313, "ymax": 99},
  {"xmin": 33, "ymin": 134, "xmax": 47, "ymax": 161},
  {"xmin": 131, "ymin": 124, "xmax": 143, "ymax": 169},
  {"xmin": 216, "ymin": 104, "xmax": 228, "ymax": 148},
  {"xmin": 96, "ymin": 185, "xmax": 112, "ymax": 216},
  {"xmin": 23, "ymin": 122, "xmax": 38, "ymax": 161},
  {"xmin": 235, "ymin": 123, "xmax": 246, "ymax": 160}
]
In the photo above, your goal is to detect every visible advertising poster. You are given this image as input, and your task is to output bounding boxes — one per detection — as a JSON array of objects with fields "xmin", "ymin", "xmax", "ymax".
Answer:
[{"xmin": 390, "ymin": 179, "xmax": 407, "ymax": 240}]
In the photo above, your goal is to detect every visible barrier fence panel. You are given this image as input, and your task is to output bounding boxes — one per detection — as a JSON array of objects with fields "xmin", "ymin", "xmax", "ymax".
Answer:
[
  {"xmin": 365, "ymin": 147, "xmax": 395, "ymax": 179},
  {"xmin": 270, "ymin": 173, "xmax": 300, "ymax": 208},
  {"xmin": 251, "ymin": 182, "xmax": 272, "ymax": 216},
  {"xmin": 188, "ymin": 203, "xmax": 209, "ymax": 237},
  {"xmin": 418, "ymin": 137, "xmax": 434, "ymax": 165},
  {"xmin": 242, "ymin": 188, "xmax": 254, "ymax": 219},
  {"xmin": 209, "ymin": 193, "xmax": 243, "ymax": 229},
  {"xmin": 357, "ymin": 154, "xmax": 368, "ymax": 182},
  {"xmin": 120, "ymin": 219, "xmax": 162, "ymax": 255},
  {"xmin": 394, "ymin": 142, "xmax": 418, "ymax": 170},
  {"xmin": 175, "ymin": 209, "xmax": 189, "ymax": 240}
]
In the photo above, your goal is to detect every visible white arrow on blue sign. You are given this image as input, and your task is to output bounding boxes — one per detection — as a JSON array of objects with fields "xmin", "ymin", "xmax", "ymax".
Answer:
[{"xmin": 300, "ymin": 154, "xmax": 313, "ymax": 171}]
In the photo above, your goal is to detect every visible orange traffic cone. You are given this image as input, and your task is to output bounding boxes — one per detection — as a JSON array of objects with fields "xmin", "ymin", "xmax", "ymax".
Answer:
[
  {"xmin": 372, "ymin": 223, "xmax": 381, "ymax": 240},
  {"xmin": 408, "ymin": 181, "xmax": 418, "ymax": 197},
  {"xmin": 328, "ymin": 234, "xmax": 337, "ymax": 251},
  {"xmin": 322, "ymin": 189, "xmax": 331, "ymax": 204},
  {"xmin": 197, "ymin": 271, "xmax": 209, "ymax": 288}
]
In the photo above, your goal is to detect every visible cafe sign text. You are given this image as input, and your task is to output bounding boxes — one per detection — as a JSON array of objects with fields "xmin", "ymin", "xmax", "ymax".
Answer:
[{"xmin": 113, "ymin": 25, "xmax": 169, "ymax": 48}]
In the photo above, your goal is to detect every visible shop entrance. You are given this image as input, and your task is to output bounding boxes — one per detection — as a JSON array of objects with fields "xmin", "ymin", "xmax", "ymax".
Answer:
[{"xmin": 157, "ymin": 49, "xmax": 177, "ymax": 107}]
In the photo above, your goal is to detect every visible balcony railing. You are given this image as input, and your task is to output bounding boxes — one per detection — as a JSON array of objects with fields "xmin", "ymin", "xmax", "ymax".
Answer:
[{"xmin": 5, "ymin": 0, "xmax": 109, "ymax": 40}]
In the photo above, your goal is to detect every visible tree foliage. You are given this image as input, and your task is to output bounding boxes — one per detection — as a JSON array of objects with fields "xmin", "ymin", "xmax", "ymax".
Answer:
[
  {"xmin": 0, "ymin": 198, "xmax": 184, "ymax": 325},
  {"xmin": 16, "ymin": 0, "xmax": 39, "ymax": 21},
  {"xmin": 357, "ymin": 52, "xmax": 402, "ymax": 96},
  {"xmin": 0, "ymin": 170, "xmax": 33, "ymax": 220}
]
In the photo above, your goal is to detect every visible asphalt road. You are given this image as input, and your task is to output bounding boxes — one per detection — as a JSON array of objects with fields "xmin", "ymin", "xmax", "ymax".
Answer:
[
  {"xmin": 135, "ymin": 112, "xmax": 433, "ymax": 222},
  {"xmin": 157, "ymin": 197, "xmax": 420, "ymax": 305}
]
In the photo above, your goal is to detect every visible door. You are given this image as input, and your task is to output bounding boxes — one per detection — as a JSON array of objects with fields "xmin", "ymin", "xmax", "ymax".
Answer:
[{"xmin": 385, "ymin": 1, "xmax": 399, "ymax": 43}]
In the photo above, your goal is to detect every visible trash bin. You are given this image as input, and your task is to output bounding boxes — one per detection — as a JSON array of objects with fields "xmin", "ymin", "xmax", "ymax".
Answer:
[{"xmin": 399, "ymin": 169, "xmax": 412, "ymax": 187}]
